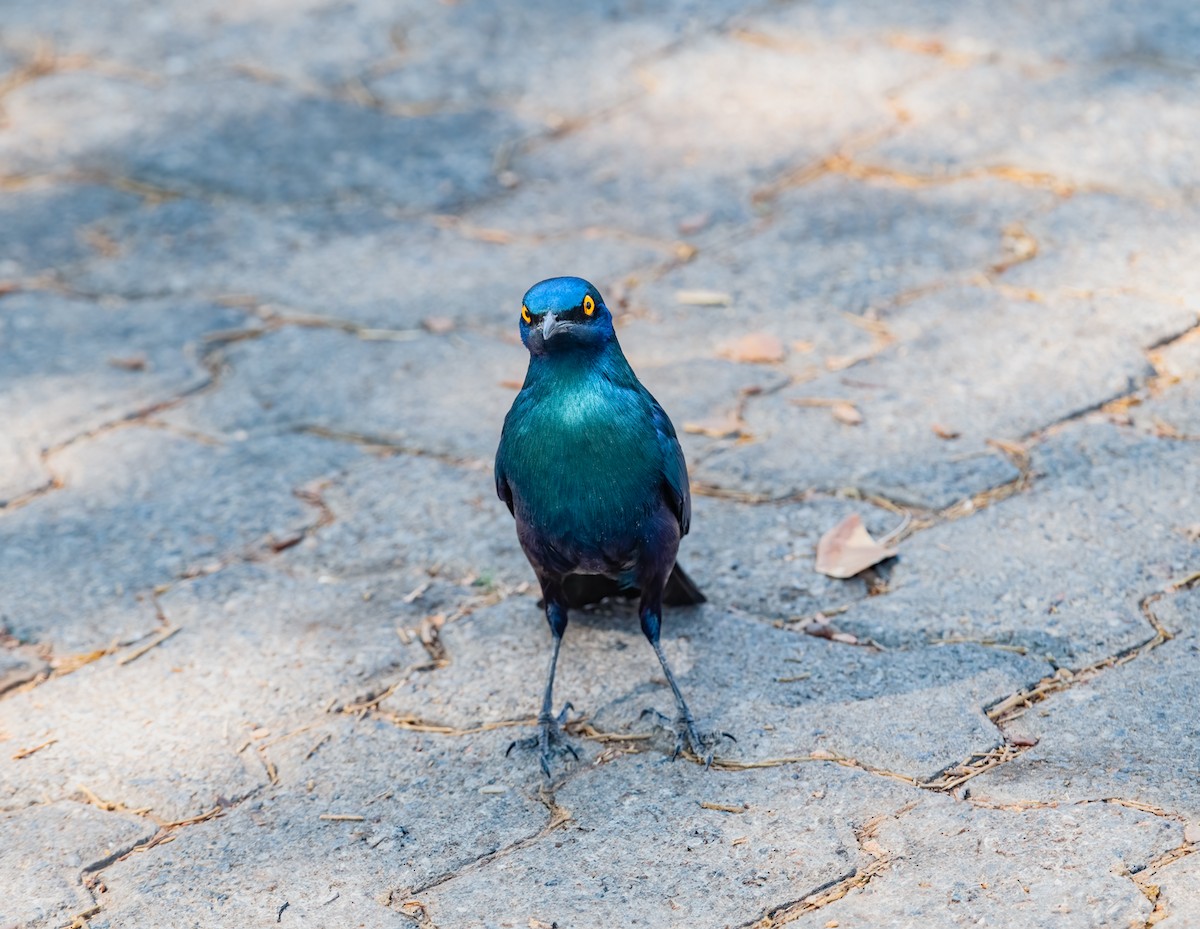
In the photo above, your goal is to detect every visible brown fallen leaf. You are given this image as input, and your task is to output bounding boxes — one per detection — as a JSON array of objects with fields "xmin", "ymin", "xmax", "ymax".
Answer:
[
  {"xmin": 815, "ymin": 513, "xmax": 898, "ymax": 579},
  {"xmin": 498, "ymin": 379, "xmax": 523, "ymax": 390},
  {"xmin": 421, "ymin": 316, "xmax": 456, "ymax": 335},
  {"xmin": 1009, "ymin": 735, "xmax": 1039, "ymax": 748},
  {"xmin": 720, "ymin": 332, "xmax": 786, "ymax": 364},
  {"xmin": 108, "ymin": 354, "xmax": 148, "ymax": 371},
  {"xmin": 676, "ymin": 289, "xmax": 731, "ymax": 307},
  {"xmin": 683, "ymin": 412, "xmax": 746, "ymax": 439},
  {"xmin": 831, "ymin": 402, "xmax": 863, "ymax": 426},
  {"xmin": 931, "ymin": 422, "xmax": 961, "ymax": 440}
]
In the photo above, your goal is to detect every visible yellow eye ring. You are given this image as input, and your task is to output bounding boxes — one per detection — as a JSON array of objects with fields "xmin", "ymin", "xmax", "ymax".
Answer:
[
  {"xmin": 583, "ymin": 294, "xmax": 596, "ymax": 316},
  {"xmin": 521, "ymin": 304, "xmax": 531, "ymax": 324}
]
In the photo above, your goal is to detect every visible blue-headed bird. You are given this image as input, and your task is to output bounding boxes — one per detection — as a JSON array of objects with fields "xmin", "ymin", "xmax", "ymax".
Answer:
[{"xmin": 495, "ymin": 276, "xmax": 724, "ymax": 775}]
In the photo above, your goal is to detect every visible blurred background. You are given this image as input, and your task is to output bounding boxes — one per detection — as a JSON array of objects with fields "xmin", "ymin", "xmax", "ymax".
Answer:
[{"xmin": 1, "ymin": 2, "xmax": 1199, "ymax": 927}]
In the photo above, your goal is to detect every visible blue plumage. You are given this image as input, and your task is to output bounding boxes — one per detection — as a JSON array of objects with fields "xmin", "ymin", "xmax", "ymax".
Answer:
[{"xmin": 495, "ymin": 277, "xmax": 720, "ymax": 774}]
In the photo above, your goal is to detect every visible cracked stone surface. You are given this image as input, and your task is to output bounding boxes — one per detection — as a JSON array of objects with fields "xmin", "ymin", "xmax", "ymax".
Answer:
[
  {"xmin": 0, "ymin": 802, "xmax": 154, "ymax": 929},
  {"xmin": 64, "ymin": 197, "xmax": 677, "ymax": 326},
  {"xmin": 970, "ymin": 585, "xmax": 1200, "ymax": 819},
  {"xmin": 90, "ymin": 718, "xmax": 549, "ymax": 928},
  {"xmin": 0, "ymin": 427, "xmax": 362, "ymax": 651},
  {"xmin": 3, "ymin": 1, "xmax": 1199, "ymax": 927},
  {"xmin": 786, "ymin": 799, "xmax": 1182, "ymax": 929},
  {"xmin": 833, "ymin": 424, "xmax": 1200, "ymax": 666},
  {"xmin": 415, "ymin": 759, "xmax": 915, "ymax": 928},
  {"xmin": 0, "ymin": 294, "xmax": 245, "ymax": 505}
]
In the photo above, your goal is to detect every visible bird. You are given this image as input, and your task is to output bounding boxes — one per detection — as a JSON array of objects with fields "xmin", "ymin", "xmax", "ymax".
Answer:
[{"xmin": 494, "ymin": 275, "xmax": 724, "ymax": 776}]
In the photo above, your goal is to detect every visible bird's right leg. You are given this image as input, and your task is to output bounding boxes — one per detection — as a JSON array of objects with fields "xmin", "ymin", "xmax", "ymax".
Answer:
[{"xmin": 506, "ymin": 584, "xmax": 579, "ymax": 777}]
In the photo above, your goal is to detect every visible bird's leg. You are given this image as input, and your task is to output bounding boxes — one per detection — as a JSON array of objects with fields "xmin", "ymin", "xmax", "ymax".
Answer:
[
  {"xmin": 639, "ymin": 597, "xmax": 733, "ymax": 767},
  {"xmin": 506, "ymin": 590, "xmax": 579, "ymax": 778}
]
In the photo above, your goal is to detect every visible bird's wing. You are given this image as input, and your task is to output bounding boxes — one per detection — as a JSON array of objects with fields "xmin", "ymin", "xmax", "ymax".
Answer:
[
  {"xmin": 649, "ymin": 395, "xmax": 691, "ymax": 536},
  {"xmin": 494, "ymin": 449, "xmax": 514, "ymax": 516}
]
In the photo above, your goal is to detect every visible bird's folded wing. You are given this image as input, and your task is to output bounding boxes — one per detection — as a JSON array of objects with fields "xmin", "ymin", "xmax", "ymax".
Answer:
[{"xmin": 649, "ymin": 395, "xmax": 691, "ymax": 536}]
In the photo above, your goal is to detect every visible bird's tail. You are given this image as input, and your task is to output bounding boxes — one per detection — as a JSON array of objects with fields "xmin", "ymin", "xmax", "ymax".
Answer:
[
  {"xmin": 663, "ymin": 562, "xmax": 706, "ymax": 606},
  {"xmin": 554, "ymin": 562, "xmax": 706, "ymax": 609}
]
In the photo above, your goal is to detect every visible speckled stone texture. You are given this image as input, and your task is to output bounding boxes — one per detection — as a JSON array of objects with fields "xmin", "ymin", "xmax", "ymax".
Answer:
[{"xmin": 1, "ymin": 1, "xmax": 1197, "ymax": 927}]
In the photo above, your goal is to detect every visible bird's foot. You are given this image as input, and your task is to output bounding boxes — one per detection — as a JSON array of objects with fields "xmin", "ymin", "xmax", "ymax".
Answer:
[
  {"xmin": 506, "ymin": 703, "xmax": 580, "ymax": 778},
  {"xmin": 640, "ymin": 708, "xmax": 736, "ymax": 768}
]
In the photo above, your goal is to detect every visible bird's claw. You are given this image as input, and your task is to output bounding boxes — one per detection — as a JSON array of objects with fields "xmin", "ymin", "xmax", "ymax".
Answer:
[
  {"xmin": 506, "ymin": 703, "xmax": 579, "ymax": 778},
  {"xmin": 640, "ymin": 707, "xmax": 735, "ymax": 768}
]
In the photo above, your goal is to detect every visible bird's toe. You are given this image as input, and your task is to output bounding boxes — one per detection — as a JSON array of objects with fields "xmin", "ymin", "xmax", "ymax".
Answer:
[{"xmin": 507, "ymin": 713, "xmax": 581, "ymax": 779}]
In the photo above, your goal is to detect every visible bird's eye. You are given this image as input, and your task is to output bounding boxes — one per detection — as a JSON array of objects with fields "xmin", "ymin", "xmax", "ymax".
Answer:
[
  {"xmin": 521, "ymin": 304, "xmax": 531, "ymax": 324},
  {"xmin": 583, "ymin": 294, "xmax": 596, "ymax": 316}
]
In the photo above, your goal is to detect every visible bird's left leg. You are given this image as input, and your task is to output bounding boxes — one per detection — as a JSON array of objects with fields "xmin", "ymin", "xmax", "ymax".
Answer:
[
  {"xmin": 639, "ymin": 593, "xmax": 732, "ymax": 766},
  {"xmin": 506, "ymin": 585, "xmax": 579, "ymax": 777}
]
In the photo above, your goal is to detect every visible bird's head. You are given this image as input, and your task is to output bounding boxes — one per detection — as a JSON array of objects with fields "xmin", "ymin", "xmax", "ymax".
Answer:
[{"xmin": 518, "ymin": 276, "xmax": 615, "ymax": 356}]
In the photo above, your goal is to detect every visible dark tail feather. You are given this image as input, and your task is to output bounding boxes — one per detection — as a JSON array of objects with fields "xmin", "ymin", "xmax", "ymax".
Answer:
[
  {"xmin": 553, "ymin": 563, "xmax": 706, "ymax": 610},
  {"xmin": 663, "ymin": 562, "xmax": 706, "ymax": 606}
]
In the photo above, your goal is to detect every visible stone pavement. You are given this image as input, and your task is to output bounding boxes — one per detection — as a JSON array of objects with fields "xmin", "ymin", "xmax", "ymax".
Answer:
[{"xmin": 1, "ymin": 1, "xmax": 1198, "ymax": 926}]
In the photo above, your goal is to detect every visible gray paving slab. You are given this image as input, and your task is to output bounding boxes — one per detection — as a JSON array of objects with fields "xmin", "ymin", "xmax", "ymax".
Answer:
[
  {"xmin": 414, "ymin": 757, "xmax": 915, "ymax": 929},
  {"xmin": 868, "ymin": 58, "xmax": 1200, "ymax": 198},
  {"xmin": 0, "ymin": 645, "xmax": 46, "ymax": 695},
  {"xmin": 92, "ymin": 717, "xmax": 549, "ymax": 929},
  {"xmin": 1132, "ymin": 327, "xmax": 1200, "ymax": 439},
  {"xmin": 835, "ymin": 424, "xmax": 1200, "ymax": 666},
  {"xmin": 161, "ymin": 325, "xmax": 524, "ymax": 463},
  {"xmin": 0, "ymin": 181, "xmax": 141, "ymax": 280},
  {"xmin": 0, "ymin": 0, "xmax": 404, "ymax": 89},
  {"xmin": 696, "ymin": 284, "xmax": 1192, "ymax": 509},
  {"xmin": 0, "ymin": 801, "xmax": 154, "ymax": 929},
  {"xmin": 1153, "ymin": 851, "xmax": 1200, "ymax": 929},
  {"xmin": 0, "ymin": 426, "xmax": 361, "ymax": 652},
  {"xmin": 785, "ymin": 799, "xmax": 1181, "ymax": 929},
  {"xmin": 2, "ymin": 1, "xmax": 1198, "ymax": 926},
  {"xmin": 969, "ymin": 585, "xmax": 1200, "ymax": 819},
  {"xmin": 0, "ymin": 71, "xmax": 521, "ymax": 210},
  {"xmin": 278, "ymin": 451, "xmax": 527, "ymax": 590},
  {"xmin": 379, "ymin": 596, "xmax": 1045, "ymax": 781},
  {"xmin": 628, "ymin": 174, "xmax": 1054, "ymax": 354},
  {"xmin": 739, "ymin": 0, "xmax": 1200, "ymax": 66},
  {"xmin": 0, "ymin": 294, "xmax": 245, "ymax": 506},
  {"xmin": 65, "ymin": 196, "xmax": 673, "ymax": 328},
  {"xmin": 0, "ymin": 563, "xmax": 422, "ymax": 822},
  {"xmin": 365, "ymin": 0, "xmax": 747, "ymax": 123},
  {"xmin": 504, "ymin": 32, "xmax": 930, "ymax": 239},
  {"xmin": 1002, "ymin": 195, "xmax": 1200, "ymax": 309}
]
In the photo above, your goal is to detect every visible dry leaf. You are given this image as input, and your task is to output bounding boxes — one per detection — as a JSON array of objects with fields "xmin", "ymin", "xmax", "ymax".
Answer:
[
  {"xmin": 108, "ymin": 354, "xmax": 148, "ymax": 371},
  {"xmin": 720, "ymin": 332, "xmax": 786, "ymax": 364},
  {"xmin": 931, "ymin": 422, "xmax": 961, "ymax": 440},
  {"xmin": 1009, "ymin": 734, "xmax": 1039, "ymax": 747},
  {"xmin": 683, "ymin": 412, "xmax": 745, "ymax": 439},
  {"xmin": 421, "ymin": 316, "xmax": 456, "ymax": 335},
  {"xmin": 498, "ymin": 379, "xmax": 523, "ymax": 390},
  {"xmin": 831, "ymin": 402, "xmax": 863, "ymax": 426},
  {"xmin": 815, "ymin": 514, "xmax": 897, "ymax": 579},
  {"xmin": 676, "ymin": 289, "xmax": 731, "ymax": 307}
]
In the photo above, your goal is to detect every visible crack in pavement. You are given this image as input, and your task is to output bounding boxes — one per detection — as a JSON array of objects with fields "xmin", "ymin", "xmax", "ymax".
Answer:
[
  {"xmin": 920, "ymin": 569, "xmax": 1199, "ymax": 794},
  {"xmin": 739, "ymin": 800, "xmax": 918, "ymax": 928}
]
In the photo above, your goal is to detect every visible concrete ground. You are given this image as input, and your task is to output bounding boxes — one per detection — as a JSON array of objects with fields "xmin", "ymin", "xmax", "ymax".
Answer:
[{"xmin": 1, "ymin": 1, "xmax": 1198, "ymax": 927}]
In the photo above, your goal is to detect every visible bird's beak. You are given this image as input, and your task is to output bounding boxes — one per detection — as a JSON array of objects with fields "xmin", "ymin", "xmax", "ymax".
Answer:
[{"xmin": 541, "ymin": 311, "xmax": 559, "ymax": 341}]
